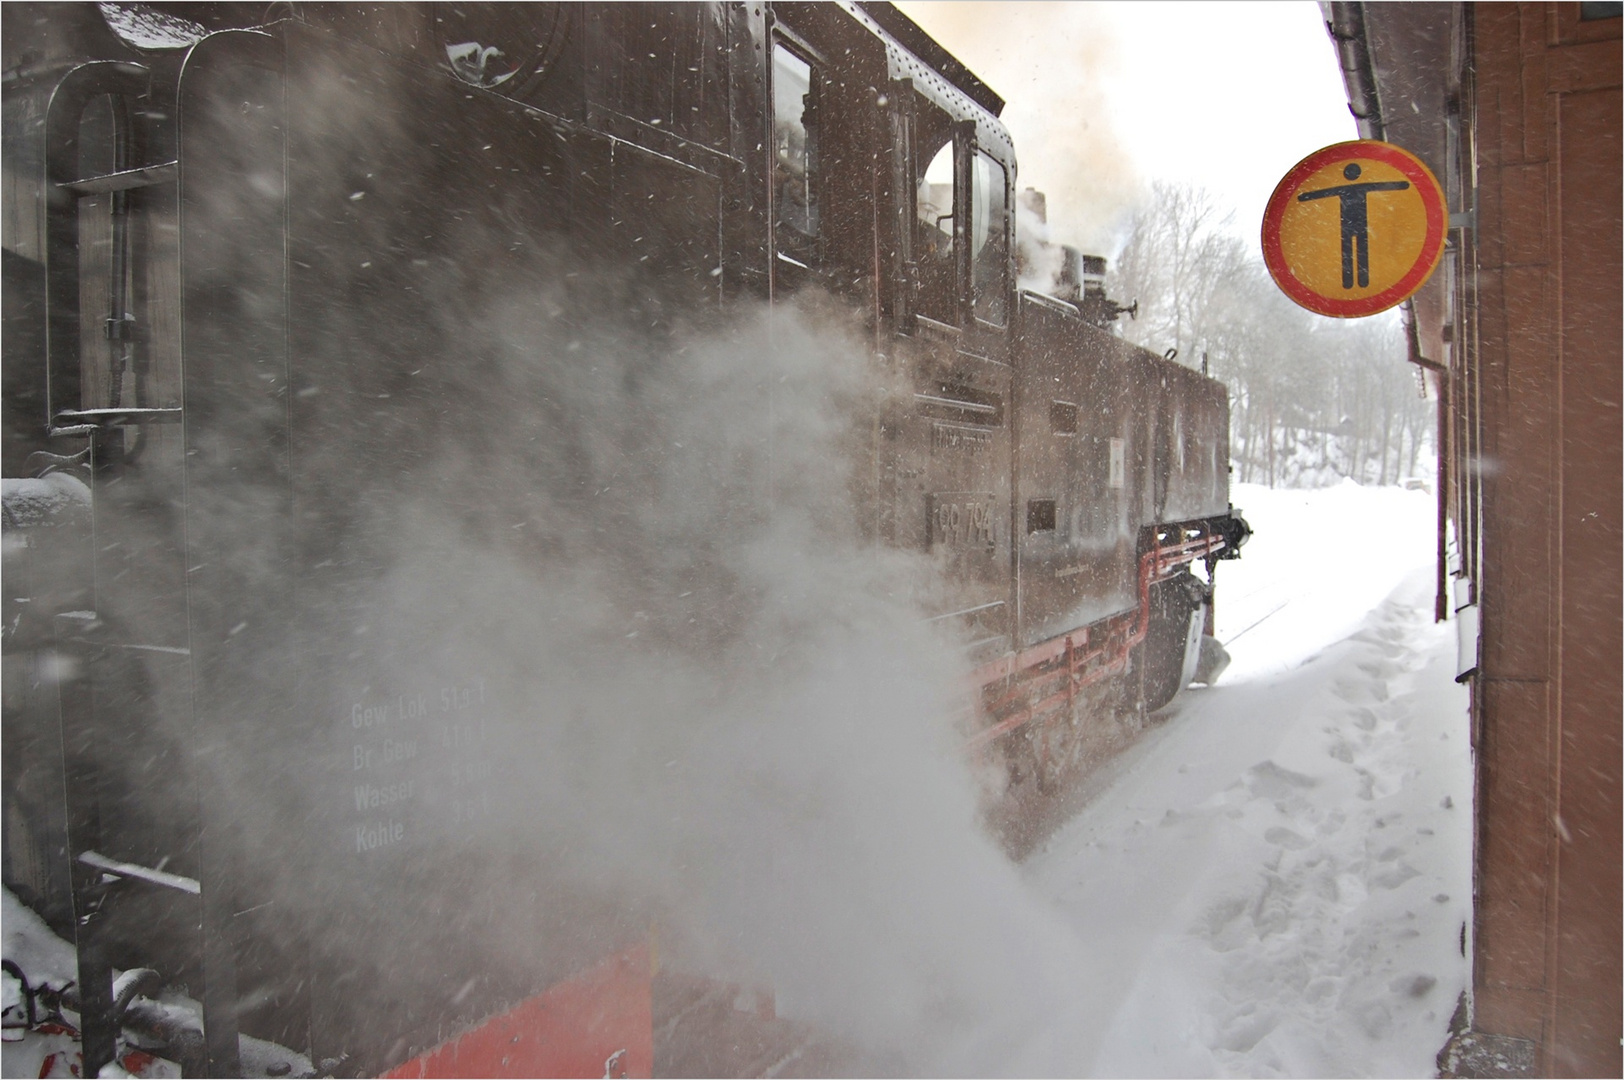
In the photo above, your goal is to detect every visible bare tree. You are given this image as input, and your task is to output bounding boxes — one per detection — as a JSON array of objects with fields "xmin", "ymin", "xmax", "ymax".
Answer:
[
  {"xmin": 1112, "ymin": 182, "xmax": 1244, "ymax": 364},
  {"xmin": 1105, "ymin": 180, "xmax": 1433, "ymax": 488}
]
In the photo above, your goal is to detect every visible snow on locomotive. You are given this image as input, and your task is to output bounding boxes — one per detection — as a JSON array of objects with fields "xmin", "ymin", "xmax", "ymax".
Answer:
[{"xmin": 1, "ymin": 3, "xmax": 1248, "ymax": 1075}]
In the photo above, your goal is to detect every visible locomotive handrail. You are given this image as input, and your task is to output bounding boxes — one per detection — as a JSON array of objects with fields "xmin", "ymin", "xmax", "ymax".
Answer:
[
  {"xmin": 78, "ymin": 850, "xmax": 201, "ymax": 896},
  {"xmin": 53, "ymin": 407, "xmax": 183, "ymax": 424},
  {"xmin": 60, "ymin": 160, "xmax": 178, "ymax": 196},
  {"xmin": 48, "ymin": 409, "xmax": 182, "ymax": 438},
  {"xmin": 1019, "ymin": 288, "xmax": 1080, "ymax": 317},
  {"xmin": 914, "ymin": 392, "xmax": 995, "ymax": 415},
  {"xmin": 924, "ymin": 598, "xmax": 1006, "ymax": 623}
]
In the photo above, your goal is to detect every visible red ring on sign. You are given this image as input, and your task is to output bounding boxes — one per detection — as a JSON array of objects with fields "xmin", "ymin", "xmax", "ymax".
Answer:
[{"xmin": 1261, "ymin": 140, "xmax": 1446, "ymax": 318}]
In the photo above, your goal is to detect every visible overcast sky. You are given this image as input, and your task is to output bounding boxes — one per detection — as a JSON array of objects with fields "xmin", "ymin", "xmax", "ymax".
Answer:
[{"xmin": 895, "ymin": 2, "xmax": 1359, "ymax": 258}]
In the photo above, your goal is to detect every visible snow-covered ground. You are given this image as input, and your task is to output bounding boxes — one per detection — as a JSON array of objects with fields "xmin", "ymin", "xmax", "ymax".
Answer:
[
  {"xmin": 2, "ymin": 891, "xmax": 312, "ymax": 1078},
  {"xmin": 1027, "ymin": 481, "xmax": 1472, "ymax": 1077}
]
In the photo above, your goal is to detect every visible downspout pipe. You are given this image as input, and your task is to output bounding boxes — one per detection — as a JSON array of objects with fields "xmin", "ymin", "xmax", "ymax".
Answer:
[{"xmin": 1322, "ymin": 2, "xmax": 1384, "ymax": 140}]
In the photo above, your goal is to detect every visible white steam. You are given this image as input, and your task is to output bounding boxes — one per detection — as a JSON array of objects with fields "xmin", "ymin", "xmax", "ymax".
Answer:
[
  {"xmin": 136, "ymin": 53, "xmax": 1121, "ymax": 1075},
  {"xmin": 341, "ymin": 300, "xmax": 1111, "ymax": 1073},
  {"xmin": 896, "ymin": 1, "xmax": 1142, "ymax": 255},
  {"xmin": 1016, "ymin": 194, "xmax": 1068, "ymax": 299}
]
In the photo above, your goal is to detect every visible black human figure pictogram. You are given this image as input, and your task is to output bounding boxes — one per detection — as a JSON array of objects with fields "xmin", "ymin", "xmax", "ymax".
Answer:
[{"xmin": 1296, "ymin": 163, "xmax": 1410, "ymax": 289}]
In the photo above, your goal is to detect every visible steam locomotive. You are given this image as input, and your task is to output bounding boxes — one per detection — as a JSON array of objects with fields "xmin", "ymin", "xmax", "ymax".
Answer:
[{"xmin": 2, "ymin": 3, "xmax": 1248, "ymax": 1076}]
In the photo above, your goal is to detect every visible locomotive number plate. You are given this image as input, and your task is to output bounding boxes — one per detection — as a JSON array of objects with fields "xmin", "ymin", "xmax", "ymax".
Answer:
[{"xmin": 928, "ymin": 492, "xmax": 997, "ymax": 550}]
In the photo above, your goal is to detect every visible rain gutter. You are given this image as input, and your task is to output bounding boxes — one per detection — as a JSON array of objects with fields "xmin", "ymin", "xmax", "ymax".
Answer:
[{"xmin": 1322, "ymin": 2, "xmax": 1384, "ymax": 140}]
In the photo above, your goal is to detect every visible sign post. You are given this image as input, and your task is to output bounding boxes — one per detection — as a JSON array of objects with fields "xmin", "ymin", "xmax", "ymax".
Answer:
[{"xmin": 1262, "ymin": 140, "xmax": 1447, "ymax": 318}]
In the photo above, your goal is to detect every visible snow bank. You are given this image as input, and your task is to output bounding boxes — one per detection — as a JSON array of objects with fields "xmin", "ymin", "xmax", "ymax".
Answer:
[
  {"xmin": 2, "ymin": 890, "xmax": 77, "ymax": 998},
  {"xmin": 1234, "ymin": 427, "xmax": 1436, "ymax": 491}
]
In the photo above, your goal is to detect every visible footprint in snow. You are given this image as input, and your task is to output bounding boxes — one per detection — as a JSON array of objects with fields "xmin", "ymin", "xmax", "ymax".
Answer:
[
  {"xmin": 1263, "ymin": 826, "xmax": 1311, "ymax": 850},
  {"xmin": 1348, "ymin": 706, "xmax": 1379, "ymax": 731},
  {"xmin": 1351, "ymin": 632, "xmax": 1406, "ymax": 658},
  {"xmin": 1199, "ymin": 894, "xmax": 1249, "ymax": 937},
  {"xmin": 1331, "ymin": 675, "xmax": 1388, "ymax": 703},
  {"xmin": 1352, "ymin": 998, "xmax": 1393, "ymax": 1039},
  {"xmin": 1303, "ymin": 975, "xmax": 1340, "ymax": 1003},
  {"xmin": 1390, "ymin": 973, "xmax": 1437, "ymax": 998},
  {"xmin": 1357, "ymin": 659, "xmax": 1399, "ymax": 679},
  {"xmin": 1218, "ymin": 1011, "xmax": 1279, "ymax": 1054},
  {"xmin": 1246, "ymin": 760, "xmax": 1317, "ymax": 798},
  {"xmin": 1372, "ymin": 862, "xmax": 1421, "ymax": 890}
]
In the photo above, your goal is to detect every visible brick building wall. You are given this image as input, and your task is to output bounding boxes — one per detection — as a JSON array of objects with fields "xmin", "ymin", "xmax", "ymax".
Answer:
[
  {"xmin": 1468, "ymin": 5, "xmax": 1620, "ymax": 1075},
  {"xmin": 1330, "ymin": 2, "xmax": 1620, "ymax": 1073}
]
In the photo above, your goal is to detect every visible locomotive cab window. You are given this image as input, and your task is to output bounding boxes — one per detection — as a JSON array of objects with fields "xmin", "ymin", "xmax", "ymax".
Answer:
[
  {"xmin": 76, "ymin": 94, "xmax": 133, "ymax": 414},
  {"xmin": 68, "ymin": 91, "xmax": 172, "ymax": 420},
  {"xmin": 914, "ymin": 130, "xmax": 957, "ymax": 324},
  {"xmin": 971, "ymin": 151, "xmax": 1009, "ymax": 326},
  {"xmin": 772, "ymin": 42, "xmax": 820, "ymax": 267}
]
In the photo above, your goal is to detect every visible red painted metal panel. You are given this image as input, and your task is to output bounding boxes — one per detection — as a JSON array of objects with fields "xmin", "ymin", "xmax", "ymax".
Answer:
[{"xmin": 384, "ymin": 946, "xmax": 652, "ymax": 1079}]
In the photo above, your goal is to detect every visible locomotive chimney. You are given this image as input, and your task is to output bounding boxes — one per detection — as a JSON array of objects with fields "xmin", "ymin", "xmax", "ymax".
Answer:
[{"xmin": 1018, "ymin": 187, "xmax": 1047, "ymax": 225}]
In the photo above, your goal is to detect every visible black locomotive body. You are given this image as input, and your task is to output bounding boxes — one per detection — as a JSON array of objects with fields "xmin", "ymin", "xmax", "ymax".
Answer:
[{"xmin": 2, "ymin": 3, "xmax": 1247, "ymax": 1076}]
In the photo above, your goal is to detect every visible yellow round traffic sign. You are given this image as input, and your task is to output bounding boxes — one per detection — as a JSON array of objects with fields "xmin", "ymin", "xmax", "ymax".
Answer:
[{"xmin": 1262, "ymin": 140, "xmax": 1447, "ymax": 318}]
